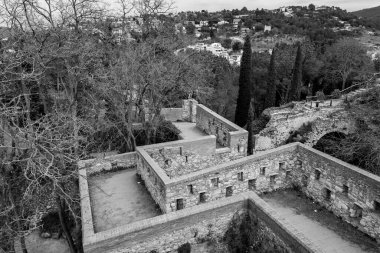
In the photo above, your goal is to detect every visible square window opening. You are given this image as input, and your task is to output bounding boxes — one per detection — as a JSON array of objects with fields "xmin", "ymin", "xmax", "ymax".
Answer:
[
  {"xmin": 176, "ymin": 198, "xmax": 184, "ymax": 210},
  {"xmin": 325, "ymin": 188, "xmax": 332, "ymax": 201},
  {"xmin": 211, "ymin": 178, "xmax": 219, "ymax": 187},
  {"xmin": 374, "ymin": 200, "xmax": 380, "ymax": 213},
  {"xmin": 248, "ymin": 179, "xmax": 256, "ymax": 190},
  {"xmin": 285, "ymin": 170, "xmax": 291, "ymax": 179},
  {"xmin": 188, "ymin": 184, "xmax": 194, "ymax": 194},
  {"xmin": 279, "ymin": 162, "xmax": 285, "ymax": 170},
  {"xmin": 315, "ymin": 170, "xmax": 321, "ymax": 180},
  {"xmin": 226, "ymin": 186, "xmax": 233, "ymax": 197},
  {"xmin": 199, "ymin": 192, "xmax": 206, "ymax": 203},
  {"xmin": 342, "ymin": 185, "xmax": 349, "ymax": 195},
  {"xmin": 270, "ymin": 175, "xmax": 276, "ymax": 185},
  {"xmin": 302, "ymin": 175, "xmax": 308, "ymax": 187}
]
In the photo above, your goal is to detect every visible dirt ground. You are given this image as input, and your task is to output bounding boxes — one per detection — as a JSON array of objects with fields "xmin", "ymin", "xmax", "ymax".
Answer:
[
  {"xmin": 261, "ymin": 189, "xmax": 380, "ymax": 253},
  {"xmin": 13, "ymin": 231, "xmax": 70, "ymax": 253},
  {"xmin": 89, "ymin": 168, "xmax": 161, "ymax": 232}
]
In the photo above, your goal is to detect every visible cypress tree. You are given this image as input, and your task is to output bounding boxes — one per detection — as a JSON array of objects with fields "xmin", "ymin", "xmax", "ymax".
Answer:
[
  {"xmin": 264, "ymin": 49, "xmax": 277, "ymax": 109},
  {"xmin": 235, "ymin": 35, "xmax": 252, "ymax": 127},
  {"xmin": 247, "ymin": 98, "xmax": 255, "ymax": 155},
  {"xmin": 287, "ymin": 45, "xmax": 303, "ymax": 102}
]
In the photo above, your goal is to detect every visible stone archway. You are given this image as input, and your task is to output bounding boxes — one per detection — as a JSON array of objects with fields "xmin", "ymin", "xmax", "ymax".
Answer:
[{"xmin": 312, "ymin": 131, "xmax": 348, "ymax": 154}]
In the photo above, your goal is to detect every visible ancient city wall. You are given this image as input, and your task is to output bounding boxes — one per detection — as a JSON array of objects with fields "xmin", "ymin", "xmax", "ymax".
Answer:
[
  {"xmin": 293, "ymin": 144, "xmax": 380, "ymax": 241},
  {"xmin": 82, "ymin": 192, "xmax": 321, "ymax": 253},
  {"xmin": 164, "ymin": 144, "xmax": 298, "ymax": 212},
  {"xmin": 196, "ymin": 104, "xmax": 248, "ymax": 154}
]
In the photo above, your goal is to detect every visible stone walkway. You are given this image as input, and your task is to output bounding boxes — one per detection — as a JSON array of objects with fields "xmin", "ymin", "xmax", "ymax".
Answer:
[
  {"xmin": 172, "ymin": 122, "xmax": 207, "ymax": 140},
  {"xmin": 262, "ymin": 190, "xmax": 380, "ymax": 253}
]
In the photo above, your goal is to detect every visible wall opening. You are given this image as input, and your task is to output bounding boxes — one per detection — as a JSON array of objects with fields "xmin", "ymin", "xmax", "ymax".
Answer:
[
  {"xmin": 374, "ymin": 200, "xmax": 380, "ymax": 213},
  {"xmin": 238, "ymin": 172, "xmax": 244, "ymax": 181},
  {"xmin": 302, "ymin": 175, "xmax": 308, "ymax": 187},
  {"xmin": 188, "ymin": 184, "xmax": 194, "ymax": 194},
  {"xmin": 211, "ymin": 177, "xmax": 219, "ymax": 187},
  {"xmin": 324, "ymin": 188, "xmax": 332, "ymax": 201},
  {"xmin": 279, "ymin": 162, "xmax": 285, "ymax": 170},
  {"xmin": 285, "ymin": 170, "xmax": 291, "ymax": 180},
  {"xmin": 260, "ymin": 167, "xmax": 266, "ymax": 176},
  {"xmin": 176, "ymin": 198, "xmax": 184, "ymax": 210},
  {"xmin": 226, "ymin": 186, "xmax": 233, "ymax": 197},
  {"xmin": 314, "ymin": 170, "xmax": 321, "ymax": 180},
  {"xmin": 199, "ymin": 192, "xmax": 206, "ymax": 203},
  {"xmin": 342, "ymin": 184, "xmax": 349, "ymax": 195},
  {"xmin": 248, "ymin": 179, "xmax": 256, "ymax": 190},
  {"xmin": 350, "ymin": 204, "xmax": 363, "ymax": 218},
  {"xmin": 270, "ymin": 175, "xmax": 276, "ymax": 185},
  {"xmin": 313, "ymin": 131, "xmax": 347, "ymax": 154}
]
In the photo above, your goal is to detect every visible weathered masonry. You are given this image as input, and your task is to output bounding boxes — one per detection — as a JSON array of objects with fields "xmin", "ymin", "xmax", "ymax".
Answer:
[
  {"xmin": 79, "ymin": 100, "xmax": 380, "ymax": 252},
  {"xmin": 79, "ymin": 191, "xmax": 321, "ymax": 253}
]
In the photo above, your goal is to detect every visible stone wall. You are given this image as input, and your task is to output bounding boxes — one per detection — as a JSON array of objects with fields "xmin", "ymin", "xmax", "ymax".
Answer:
[
  {"xmin": 78, "ymin": 152, "xmax": 137, "ymax": 175},
  {"xmin": 254, "ymin": 103, "xmax": 356, "ymax": 151},
  {"xmin": 82, "ymin": 192, "xmax": 321, "ymax": 253},
  {"xmin": 164, "ymin": 144, "xmax": 298, "ymax": 212},
  {"xmin": 160, "ymin": 108, "xmax": 183, "ymax": 122},
  {"xmin": 181, "ymin": 99, "xmax": 198, "ymax": 123},
  {"xmin": 293, "ymin": 144, "xmax": 380, "ymax": 242},
  {"xmin": 141, "ymin": 135, "xmax": 216, "ymax": 156},
  {"xmin": 136, "ymin": 148, "xmax": 169, "ymax": 212},
  {"xmin": 196, "ymin": 104, "xmax": 248, "ymax": 155}
]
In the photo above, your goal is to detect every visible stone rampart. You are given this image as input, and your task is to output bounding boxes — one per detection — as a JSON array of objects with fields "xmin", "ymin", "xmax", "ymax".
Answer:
[
  {"xmin": 294, "ymin": 144, "xmax": 380, "ymax": 241},
  {"xmin": 82, "ymin": 192, "xmax": 321, "ymax": 253},
  {"xmin": 196, "ymin": 104, "xmax": 248, "ymax": 155},
  {"xmin": 165, "ymin": 144, "xmax": 298, "ymax": 212}
]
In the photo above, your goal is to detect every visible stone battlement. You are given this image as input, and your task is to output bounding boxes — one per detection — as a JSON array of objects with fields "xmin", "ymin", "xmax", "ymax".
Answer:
[{"xmin": 79, "ymin": 100, "xmax": 380, "ymax": 252}]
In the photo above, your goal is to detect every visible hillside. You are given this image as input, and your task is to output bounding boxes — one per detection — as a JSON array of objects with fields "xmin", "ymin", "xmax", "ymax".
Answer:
[{"xmin": 352, "ymin": 5, "xmax": 380, "ymax": 19}]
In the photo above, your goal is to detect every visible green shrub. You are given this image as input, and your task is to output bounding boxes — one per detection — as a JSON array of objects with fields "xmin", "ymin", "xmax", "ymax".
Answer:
[
  {"xmin": 331, "ymin": 89, "xmax": 341, "ymax": 99},
  {"xmin": 316, "ymin": 91, "xmax": 326, "ymax": 101}
]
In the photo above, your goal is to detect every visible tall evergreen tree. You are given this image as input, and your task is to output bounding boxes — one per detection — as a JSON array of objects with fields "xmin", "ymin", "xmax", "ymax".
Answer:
[
  {"xmin": 264, "ymin": 49, "xmax": 277, "ymax": 109},
  {"xmin": 235, "ymin": 35, "xmax": 252, "ymax": 127},
  {"xmin": 287, "ymin": 45, "xmax": 303, "ymax": 102},
  {"xmin": 247, "ymin": 98, "xmax": 255, "ymax": 155}
]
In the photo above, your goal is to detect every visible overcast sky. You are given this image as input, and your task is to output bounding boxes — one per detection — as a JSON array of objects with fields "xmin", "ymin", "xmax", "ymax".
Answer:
[{"xmin": 168, "ymin": 0, "xmax": 379, "ymax": 12}]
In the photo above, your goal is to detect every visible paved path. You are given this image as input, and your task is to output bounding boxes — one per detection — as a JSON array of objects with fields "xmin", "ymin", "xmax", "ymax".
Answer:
[
  {"xmin": 262, "ymin": 191, "xmax": 380, "ymax": 253},
  {"xmin": 172, "ymin": 122, "xmax": 207, "ymax": 140}
]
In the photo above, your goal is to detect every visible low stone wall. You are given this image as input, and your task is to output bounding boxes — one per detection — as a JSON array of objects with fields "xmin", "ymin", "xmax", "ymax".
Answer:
[
  {"xmin": 78, "ymin": 152, "xmax": 137, "ymax": 175},
  {"xmin": 82, "ymin": 192, "xmax": 321, "ymax": 253},
  {"xmin": 196, "ymin": 104, "xmax": 248, "ymax": 155},
  {"xmin": 160, "ymin": 108, "xmax": 183, "ymax": 122},
  {"xmin": 141, "ymin": 135, "xmax": 216, "ymax": 156},
  {"xmin": 294, "ymin": 144, "xmax": 380, "ymax": 242},
  {"xmin": 164, "ymin": 144, "xmax": 298, "ymax": 212}
]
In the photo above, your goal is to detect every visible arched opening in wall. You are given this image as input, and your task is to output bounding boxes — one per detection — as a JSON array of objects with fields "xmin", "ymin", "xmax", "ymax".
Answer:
[{"xmin": 313, "ymin": 132, "xmax": 347, "ymax": 155}]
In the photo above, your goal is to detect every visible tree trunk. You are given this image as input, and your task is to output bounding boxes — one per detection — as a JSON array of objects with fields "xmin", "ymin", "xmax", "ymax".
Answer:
[
  {"xmin": 342, "ymin": 75, "xmax": 348, "ymax": 90},
  {"xmin": 56, "ymin": 196, "xmax": 77, "ymax": 253}
]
